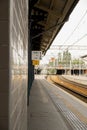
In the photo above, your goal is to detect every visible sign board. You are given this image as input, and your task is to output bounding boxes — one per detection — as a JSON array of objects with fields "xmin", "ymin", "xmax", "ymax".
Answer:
[
  {"xmin": 32, "ymin": 51, "xmax": 42, "ymax": 60},
  {"xmin": 32, "ymin": 60, "xmax": 40, "ymax": 65}
]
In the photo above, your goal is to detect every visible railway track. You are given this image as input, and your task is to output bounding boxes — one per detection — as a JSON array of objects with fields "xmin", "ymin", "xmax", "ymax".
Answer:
[{"xmin": 47, "ymin": 75, "xmax": 87, "ymax": 103}]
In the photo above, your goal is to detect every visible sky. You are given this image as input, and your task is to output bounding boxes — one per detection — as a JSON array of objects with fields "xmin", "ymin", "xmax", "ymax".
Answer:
[{"xmin": 40, "ymin": 0, "xmax": 87, "ymax": 64}]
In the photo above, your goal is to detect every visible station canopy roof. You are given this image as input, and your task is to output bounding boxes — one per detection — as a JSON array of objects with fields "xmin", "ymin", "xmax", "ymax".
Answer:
[{"xmin": 30, "ymin": 0, "xmax": 79, "ymax": 55}]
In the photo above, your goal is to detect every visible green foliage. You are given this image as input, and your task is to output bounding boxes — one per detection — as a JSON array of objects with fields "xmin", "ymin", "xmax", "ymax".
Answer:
[
  {"xmin": 72, "ymin": 59, "xmax": 84, "ymax": 65},
  {"xmin": 47, "ymin": 68, "xmax": 56, "ymax": 74},
  {"xmin": 48, "ymin": 50, "xmax": 85, "ymax": 68},
  {"xmin": 63, "ymin": 50, "xmax": 71, "ymax": 65}
]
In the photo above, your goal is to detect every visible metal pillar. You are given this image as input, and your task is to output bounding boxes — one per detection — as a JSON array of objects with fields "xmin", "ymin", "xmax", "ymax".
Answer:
[
  {"xmin": 27, "ymin": 0, "xmax": 34, "ymax": 105},
  {"xmin": 28, "ymin": 38, "xmax": 34, "ymax": 105}
]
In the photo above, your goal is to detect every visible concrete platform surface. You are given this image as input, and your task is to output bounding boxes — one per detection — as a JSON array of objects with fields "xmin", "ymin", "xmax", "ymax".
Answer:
[
  {"xmin": 28, "ymin": 78, "xmax": 72, "ymax": 130},
  {"xmin": 62, "ymin": 75, "xmax": 87, "ymax": 86}
]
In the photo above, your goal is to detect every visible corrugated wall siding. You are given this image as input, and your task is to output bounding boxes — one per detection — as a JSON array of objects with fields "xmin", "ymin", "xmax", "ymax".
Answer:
[
  {"xmin": 9, "ymin": 0, "xmax": 28, "ymax": 130},
  {"xmin": 0, "ymin": 0, "xmax": 28, "ymax": 129}
]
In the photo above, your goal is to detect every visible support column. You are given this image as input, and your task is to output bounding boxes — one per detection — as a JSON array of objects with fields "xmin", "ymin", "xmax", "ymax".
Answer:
[
  {"xmin": 28, "ymin": 41, "xmax": 34, "ymax": 105},
  {"xmin": 0, "ymin": 0, "xmax": 9, "ymax": 129},
  {"xmin": 28, "ymin": 0, "xmax": 35, "ymax": 105}
]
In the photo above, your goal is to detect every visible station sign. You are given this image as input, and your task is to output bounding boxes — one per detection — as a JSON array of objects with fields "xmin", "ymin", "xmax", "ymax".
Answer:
[
  {"xmin": 32, "ymin": 51, "xmax": 42, "ymax": 60},
  {"xmin": 32, "ymin": 60, "xmax": 40, "ymax": 65}
]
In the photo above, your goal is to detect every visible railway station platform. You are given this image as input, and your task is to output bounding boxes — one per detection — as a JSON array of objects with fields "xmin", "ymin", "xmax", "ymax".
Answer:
[
  {"xmin": 62, "ymin": 75, "xmax": 87, "ymax": 85},
  {"xmin": 28, "ymin": 76, "xmax": 72, "ymax": 130}
]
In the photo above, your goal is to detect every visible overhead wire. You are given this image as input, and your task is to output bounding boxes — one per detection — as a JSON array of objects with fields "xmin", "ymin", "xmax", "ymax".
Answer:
[
  {"xmin": 65, "ymin": 34, "xmax": 87, "ymax": 50},
  {"xmin": 45, "ymin": 10, "xmax": 87, "ymax": 61},
  {"xmin": 60, "ymin": 10, "xmax": 87, "ymax": 50}
]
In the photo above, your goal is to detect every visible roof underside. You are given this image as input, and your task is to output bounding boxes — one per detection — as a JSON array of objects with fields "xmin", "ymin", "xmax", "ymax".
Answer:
[{"xmin": 30, "ymin": 0, "xmax": 79, "ymax": 55}]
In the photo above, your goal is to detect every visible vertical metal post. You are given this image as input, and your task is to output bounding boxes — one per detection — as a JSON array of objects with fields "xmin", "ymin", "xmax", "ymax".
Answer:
[
  {"xmin": 27, "ymin": 0, "xmax": 35, "ymax": 105},
  {"xmin": 28, "ymin": 0, "xmax": 31, "ymax": 105},
  {"xmin": 70, "ymin": 60, "xmax": 71, "ymax": 75},
  {"xmin": 79, "ymin": 57, "xmax": 81, "ymax": 76}
]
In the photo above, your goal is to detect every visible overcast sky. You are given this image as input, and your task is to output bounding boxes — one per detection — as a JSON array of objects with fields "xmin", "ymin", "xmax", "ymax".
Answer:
[{"xmin": 40, "ymin": 0, "xmax": 87, "ymax": 64}]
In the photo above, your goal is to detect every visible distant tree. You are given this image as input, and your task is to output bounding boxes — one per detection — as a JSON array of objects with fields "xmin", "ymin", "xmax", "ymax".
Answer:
[
  {"xmin": 72, "ymin": 58, "xmax": 85, "ymax": 67},
  {"xmin": 58, "ymin": 52, "xmax": 62, "ymax": 64},
  {"xmin": 62, "ymin": 50, "xmax": 71, "ymax": 67}
]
